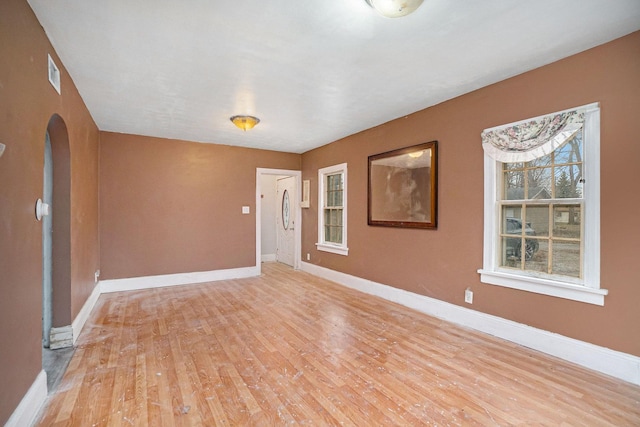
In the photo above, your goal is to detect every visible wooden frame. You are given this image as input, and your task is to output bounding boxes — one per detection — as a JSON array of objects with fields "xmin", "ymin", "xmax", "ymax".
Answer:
[{"xmin": 368, "ymin": 141, "xmax": 437, "ymax": 229}]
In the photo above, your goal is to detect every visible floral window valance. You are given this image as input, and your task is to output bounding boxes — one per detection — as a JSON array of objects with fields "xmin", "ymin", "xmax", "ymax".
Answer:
[{"xmin": 481, "ymin": 105, "xmax": 595, "ymax": 163}]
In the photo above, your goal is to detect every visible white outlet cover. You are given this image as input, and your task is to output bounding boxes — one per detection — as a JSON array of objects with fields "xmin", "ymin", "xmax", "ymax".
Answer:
[
  {"xmin": 465, "ymin": 289, "xmax": 473, "ymax": 304},
  {"xmin": 242, "ymin": 206, "xmax": 250, "ymax": 214}
]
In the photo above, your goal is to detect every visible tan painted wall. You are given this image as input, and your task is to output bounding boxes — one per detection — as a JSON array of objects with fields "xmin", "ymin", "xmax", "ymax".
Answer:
[
  {"xmin": 0, "ymin": 0, "xmax": 100, "ymax": 423},
  {"xmin": 301, "ymin": 31, "xmax": 640, "ymax": 357},
  {"xmin": 99, "ymin": 133, "xmax": 300, "ymax": 279},
  {"xmin": 1, "ymin": 0, "xmax": 638, "ymax": 421}
]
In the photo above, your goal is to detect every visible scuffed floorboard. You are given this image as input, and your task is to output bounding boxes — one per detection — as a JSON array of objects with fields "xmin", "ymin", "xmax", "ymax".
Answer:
[{"xmin": 37, "ymin": 263, "xmax": 640, "ymax": 425}]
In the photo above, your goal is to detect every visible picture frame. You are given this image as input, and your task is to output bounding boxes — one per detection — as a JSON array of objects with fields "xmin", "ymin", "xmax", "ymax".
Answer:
[{"xmin": 368, "ymin": 141, "xmax": 438, "ymax": 229}]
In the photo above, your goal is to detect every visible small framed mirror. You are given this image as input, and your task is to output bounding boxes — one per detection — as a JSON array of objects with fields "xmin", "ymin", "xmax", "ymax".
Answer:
[{"xmin": 368, "ymin": 141, "xmax": 438, "ymax": 229}]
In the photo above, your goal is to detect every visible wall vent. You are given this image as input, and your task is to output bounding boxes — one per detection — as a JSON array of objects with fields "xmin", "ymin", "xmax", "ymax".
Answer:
[{"xmin": 47, "ymin": 54, "xmax": 61, "ymax": 94}]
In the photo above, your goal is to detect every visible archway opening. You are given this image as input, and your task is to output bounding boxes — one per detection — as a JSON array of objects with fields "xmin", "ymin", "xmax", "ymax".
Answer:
[
  {"xmin": 42, "ymin": 114, "xmax": 73, "ymax": 392},
  {"xmin": 45, "ymin": 114, "xmax": 72, "ymax": 334}
]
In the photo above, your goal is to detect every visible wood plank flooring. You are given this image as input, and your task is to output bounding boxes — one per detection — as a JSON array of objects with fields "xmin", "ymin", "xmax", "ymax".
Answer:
[{"xmin": 37, "ymin": 263, "xmax": 640, "ymax": 426}]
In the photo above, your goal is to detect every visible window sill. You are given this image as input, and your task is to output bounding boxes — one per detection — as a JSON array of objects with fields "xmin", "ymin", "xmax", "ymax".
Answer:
[
  {"xmin": 316, "ymin": 243, "xmax": 349, "ymax": 256},
  {"xmin": 478, "ymin": 269, "xmax": 607, "ymax": 306}
]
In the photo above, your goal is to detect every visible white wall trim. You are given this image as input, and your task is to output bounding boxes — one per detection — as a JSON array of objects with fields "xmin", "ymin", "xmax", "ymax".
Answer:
[
  {"xmin": 479, "ymin": 269, "xmax": 607, "ymax": 306},
  {"xmin": 99, "ymin": 266, "xmax": 259, "ymax": 293},
  {"xmin": 71, "ymin": 282, "xmax": 101, "ymax": 344},
  {"xmin": 261, "ymin": 254, "xmax": 276, "ymax": 263},
  {"xmin": 300, "ymin": 261, "xmax": 640, "ymax": 386},
  {"xmin": 5, "ymin": 370, "xmax": 47, "ymax": 427}
]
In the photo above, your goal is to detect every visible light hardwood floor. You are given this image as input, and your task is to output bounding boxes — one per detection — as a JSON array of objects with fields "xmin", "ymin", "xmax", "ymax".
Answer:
[{"xmin": 38, "ymin": 263, "xmax": 640, "ymax": 426}]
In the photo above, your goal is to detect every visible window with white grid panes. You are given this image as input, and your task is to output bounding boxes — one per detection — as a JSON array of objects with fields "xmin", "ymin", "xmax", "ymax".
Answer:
[
  {"xmin": 479, "ymin": 104, "xmax": 606, "ymax": 305},
  {"xmin": 500, "ymin": 132, "xmax": 583, "ymax": 279},
  {"xmin": 317, "ymin": 163, "xmax": 348, "ymax": 256},
  {"xmin": 324, "ymin": 172, "xmax": 343, "ymax": 244}
]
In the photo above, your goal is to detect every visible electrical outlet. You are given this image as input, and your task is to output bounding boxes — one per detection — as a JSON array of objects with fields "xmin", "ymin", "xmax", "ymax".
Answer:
[
  {"xmin": 464, "ymin": 288, "xmax": 473, "ymax": 304},
  {"xmin": 306, "ymin": 253, "xmax": 310, "ymax": 261},
  {"xmin": 94, "ymin": 270, "xmax": 100, "ymax": 284}
]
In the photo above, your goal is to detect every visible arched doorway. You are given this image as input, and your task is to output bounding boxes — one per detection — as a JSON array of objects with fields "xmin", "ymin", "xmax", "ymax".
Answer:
[
  {"xmin": 43, "ymin": 114, "xmax": 72, "ymax": 345},
  {"xmin": 42, "ymin": 114, "xmax": 73, "ymax": 390},
  {"xmin": 42, "ymin": 131, "xmax": 53, "ymax": 347}
]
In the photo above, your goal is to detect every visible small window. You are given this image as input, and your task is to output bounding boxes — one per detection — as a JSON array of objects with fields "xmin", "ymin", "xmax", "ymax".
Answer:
[
  {"xmin": 478, "ymin": 103, "xmax": 607, "ymax": 305},
  {"xmin": 317, "ymin": 163, "xmax": 348, "ymax": 256}
]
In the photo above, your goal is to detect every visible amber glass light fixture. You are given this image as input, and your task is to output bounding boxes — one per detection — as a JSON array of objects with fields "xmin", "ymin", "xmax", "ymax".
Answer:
[
  {"xmin": 230, "ymin": 115, "xmax": 260, "ymax": 131},
  {"xmin": 365, "ymin": 0, "xmax": 424, "ymax": 18}
]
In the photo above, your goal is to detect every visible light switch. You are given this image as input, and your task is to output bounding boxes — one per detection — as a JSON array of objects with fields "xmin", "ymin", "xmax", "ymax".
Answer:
[{"xmin": 242, "ymin": 206, "xmax": 250, "ymax": 214}]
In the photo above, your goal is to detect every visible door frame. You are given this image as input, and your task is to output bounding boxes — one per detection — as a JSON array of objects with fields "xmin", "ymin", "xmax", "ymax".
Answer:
[{"xmin": 256, "ymin": 168, "xmax": 301, "ymax": 275}]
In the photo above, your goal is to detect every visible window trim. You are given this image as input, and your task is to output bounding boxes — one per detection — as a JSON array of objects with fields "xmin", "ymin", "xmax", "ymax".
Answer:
[
  {"xmin": 478, "ymin": 103, "xmax": 607, "ymax": 305},
  {"xmin": 316, "ymin": 163, "xmax": 348, "ymax": 256}
]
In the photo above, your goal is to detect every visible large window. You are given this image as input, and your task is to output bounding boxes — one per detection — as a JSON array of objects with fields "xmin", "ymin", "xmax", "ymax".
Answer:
[
  {"xmin": 500, "ymin": 141, "xmax": 583, "ymax": 277},
  {"xmin": 479, "ymin": 103, "xmax": 607, "ymax": 305},
  {"xmin": 317, "ymin": 163, "xmax": 348, "ymax": 256}
]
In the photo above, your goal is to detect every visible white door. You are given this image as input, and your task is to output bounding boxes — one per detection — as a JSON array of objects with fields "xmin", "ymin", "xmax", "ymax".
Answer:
[{"xmin": 276, "ymin": 176, "xmax": 296, "ymax": 267}]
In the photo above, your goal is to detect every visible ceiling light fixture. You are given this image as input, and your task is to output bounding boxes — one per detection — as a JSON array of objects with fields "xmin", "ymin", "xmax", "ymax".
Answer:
[
  {"xmin": 230, "ymin": 115, "xmax": 260, "ymax": 131},
  {"xmin": 365, "ymin": 0, "xmax": 424, "ymax": 18}
]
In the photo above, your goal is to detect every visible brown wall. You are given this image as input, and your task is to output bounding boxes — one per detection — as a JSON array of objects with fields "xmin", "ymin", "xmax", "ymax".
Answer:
[
  {"xmin": 1, "ymin": 0, "xmax": 637, "ymax": 421},
  {"xmin": 0, "ymin": 0, "xmax": 100, "ymax": 423},
  {"xmin": 100, "ymin": 133, "xmax": 300, "ymax": 279},
  {"xmin": 301, "ymin": 31, "xmax": 640, "ymax": 357}
]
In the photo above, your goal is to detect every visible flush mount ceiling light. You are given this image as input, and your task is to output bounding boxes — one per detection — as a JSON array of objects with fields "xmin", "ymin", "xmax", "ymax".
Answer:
[
  {"xmin": 230, "ymin": 115, "xmax": 260, "ymax": 131},
  {"xmin": 365, "ymin": 0, "xmax": 424, "ymax": 18}
]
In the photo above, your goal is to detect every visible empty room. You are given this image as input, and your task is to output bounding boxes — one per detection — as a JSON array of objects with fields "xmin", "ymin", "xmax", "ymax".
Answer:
[{"xmin": 1, "ymin": 0, "xmax": 640, "ymax": 425}]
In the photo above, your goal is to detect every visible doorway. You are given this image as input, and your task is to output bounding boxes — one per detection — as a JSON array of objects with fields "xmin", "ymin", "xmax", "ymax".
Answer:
[
  {"xmin": 42, "ymin": 115, "xmax": 74, "ymax": 392},
  {"xmin": 256, "ymin": 168, "xmax": 301, "ymax": 275}
]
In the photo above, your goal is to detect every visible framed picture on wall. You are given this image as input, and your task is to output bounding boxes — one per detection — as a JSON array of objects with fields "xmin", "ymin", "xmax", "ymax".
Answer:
[{"xmin": 368, "ymin": 141, "xmax": 438, "ymax": 229}]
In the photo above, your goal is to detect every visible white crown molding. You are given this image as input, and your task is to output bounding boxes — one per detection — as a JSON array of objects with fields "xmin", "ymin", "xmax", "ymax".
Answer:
[
  {"xmin": 100, "ymin": 266, "xmax": 259, "ymax": 294},
  {"xmin": 300, "ymin": 261, "xmax": 640, "ymax": 386},
  {"xmin": 5, "ymin": 370, "xmax": 47, "ymax": 427}
]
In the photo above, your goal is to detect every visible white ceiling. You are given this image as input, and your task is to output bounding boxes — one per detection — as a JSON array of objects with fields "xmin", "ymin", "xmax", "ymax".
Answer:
[{"xmin": 28, "ymin": 0, "xmax": 640, "ymax": 154}]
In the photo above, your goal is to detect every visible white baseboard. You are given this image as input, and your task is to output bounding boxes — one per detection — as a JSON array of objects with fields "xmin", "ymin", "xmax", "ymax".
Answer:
[
  {"xmin": 300, "ymin": 261, "xmax": 640, "ymax": 386},
  {"xmin": 5, "ymin": 370, "xmax": 47, "ymax": 427},
  {"xmin": 71, "ymin": 282, "xmax": 101, "ymax": 344},
  {"xmin": 99, "ymin": 266, "xmax": 259, "ymax": 293},
  {"xmin": 262, "ymin": 254, "xmax": 276, "ymax": 262}
]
